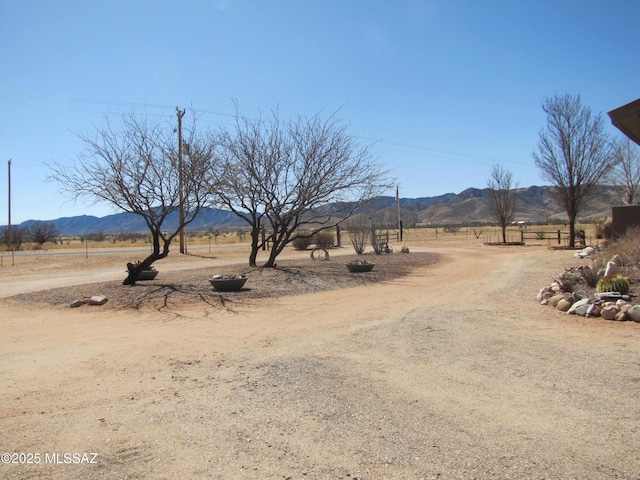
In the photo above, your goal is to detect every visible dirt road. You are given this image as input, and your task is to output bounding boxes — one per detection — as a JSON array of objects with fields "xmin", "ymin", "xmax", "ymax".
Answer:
[{"xmin": 1, "ymin": 244, "xmax": 639, "ymax": 479}]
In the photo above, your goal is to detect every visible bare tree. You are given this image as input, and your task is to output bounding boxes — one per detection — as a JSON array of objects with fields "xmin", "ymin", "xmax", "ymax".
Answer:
[
  {"xmin": 216, "ymin": 107, "xmax": 393, "ymax": 267},
  {"xmin": 47, "ymin": 112, "xmax": 221, "ymax": 284},
  {"xmin": 610, "ymin": 137, "xmax": 640, "ymax": 205},
  {"xmin": 343, "ymin": 213, "xmax": 370, "ymax": 254},
  {"xmin": 532, "ymin": 93, "xmax": 616, "ymax": 247},
  {"xmin": 29, "ymin": 222, "xmax": 60, "ymax": 245},
  {"xmin": 1, "ymin": 226, "xmax": 25, "ymax": 250},
  {"xmin": 487, "ymin": 162, "xmax": 519, "ymax": 243}
]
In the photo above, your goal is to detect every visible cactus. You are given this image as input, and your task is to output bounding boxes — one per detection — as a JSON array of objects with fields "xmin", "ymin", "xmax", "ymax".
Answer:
[{"xmin": 596, "ymin": 274, "xmax": 630, "ymax": 295}]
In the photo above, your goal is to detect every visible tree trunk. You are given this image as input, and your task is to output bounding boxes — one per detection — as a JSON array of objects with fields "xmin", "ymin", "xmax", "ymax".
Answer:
[
  {"xmin": 249, "ymin": 228, "xmax": 260, "ymax": 267},
  {"xmin": 123, "ymin": 232, "xmax": 169, "ymax": 285},
  {"xmin": 568, "ymin": 212, "xmax": 577, "ymax": 248},
  {"xmin": 123, "ymin": 255, "xmax": 159, "ymax": 285},
  {"xmin": 501, "ymin": 224, "xmax": 507, "ymax": 243}
]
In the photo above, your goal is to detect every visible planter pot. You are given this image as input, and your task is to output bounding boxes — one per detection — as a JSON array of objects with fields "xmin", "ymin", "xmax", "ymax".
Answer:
[
  {"xmin": 138, "ymin": 270, "xmax": 159, "ymax": 281},
  {"xmin": 346, "ymin": 262, "xmax": 375, "ymax": 273},
  {"xmin": 209, "ymin": 275, "xmax": 248, "ymax": 292}
]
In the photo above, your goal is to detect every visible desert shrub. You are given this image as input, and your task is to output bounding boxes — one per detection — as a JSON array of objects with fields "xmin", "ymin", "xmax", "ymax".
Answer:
[
  {"xmin": 291, "ymin": 234, "xmax": 313, "ymax": 250},
  {"xmin": 554, "ymin": 269, "xmax": 583, "ymax": 293},
  {"xmin": 593, "ymin": 217, "xmax": 613, "ymax": 240},
  {"xmin": 313, "ymin": 231, "xmax": 334, "ymax": 249},
  {"xmin": 535, "ymin": 231, "xmax": 547, "ymax": 240},
  {"xmin": 343, "ymin": 215, "xmax": 369, "ymax": 255},
  {"xmin": 371, "ymin": 231, "xmax": 388, "ymax": 254},
  {"xmin": 578, "ymin": 265, "xmax": 601, "ymax": 287},
  {"xmin": 596, "ymin": 274, "xmax": 630, "ymax": 294}
]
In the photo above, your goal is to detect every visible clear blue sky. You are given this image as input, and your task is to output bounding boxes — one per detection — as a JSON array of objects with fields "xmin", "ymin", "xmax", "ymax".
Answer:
[{"xmin": 1, "ymin": 0, "xmax": 638, "ymax": 223}]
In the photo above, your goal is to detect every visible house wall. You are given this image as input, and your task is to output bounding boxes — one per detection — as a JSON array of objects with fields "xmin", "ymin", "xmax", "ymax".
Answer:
[{"xmin": 611, "ymin": 205, "xmax": 640, "ymax": 237}]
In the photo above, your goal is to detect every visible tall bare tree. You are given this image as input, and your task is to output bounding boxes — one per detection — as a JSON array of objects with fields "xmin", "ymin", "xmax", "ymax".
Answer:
[
  {"xmin": 610, "ymin": 137, "xmax": 640, "ymax": 205},
  {"xmin": 532, "ymin": 93, "xmax": 616, "ymax": 247},
  {"xmin": 487, "ymin": 161, "xmax": 519, "ymax": 243},
  {"xmin": 216, "ymin": 107, "xmax": 393, "ymax": 267},
  {"xmin": 48, "ymin": 112, "xmax": 222, "ymax": 284}
]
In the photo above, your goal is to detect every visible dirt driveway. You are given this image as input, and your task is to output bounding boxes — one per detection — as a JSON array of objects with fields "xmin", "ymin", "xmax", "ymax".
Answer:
[{"xmin": 1, "ymin": 243, "xmax": 639, "ymax": 479}]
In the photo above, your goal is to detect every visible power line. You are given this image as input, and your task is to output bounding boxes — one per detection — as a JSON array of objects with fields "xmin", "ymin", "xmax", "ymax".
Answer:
[{"xmin": 0, "ymin": 93, "xmax": 538, "ymax": 173}]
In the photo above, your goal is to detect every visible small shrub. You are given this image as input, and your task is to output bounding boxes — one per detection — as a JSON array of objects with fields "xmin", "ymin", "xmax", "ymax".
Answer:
[
  {"xmin": 292, "ymin": 235, "xmax": 313, "ymax": 250},
  {"xmin": 596, "ymin": 274, "xmax": 630, "ymax": 294},
  {"xmin": 313, "ymin": 231, "xmax": 335, "ymax": 249},
  {"xmin": 594, "ymin": 218, "xmax": 613, "ymax": 240},
  {"xmin": 578, "ymin": 265, "xmax": 601, "ymax": 288}
]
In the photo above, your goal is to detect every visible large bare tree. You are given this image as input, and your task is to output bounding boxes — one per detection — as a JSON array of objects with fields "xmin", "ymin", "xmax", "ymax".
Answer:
[
  {"xmin": 487, "ymin": 161, "xmax": 519, "ymax": 243},
  {"xmin": 532, "ymin": 93, "xmax": 616, "ymax": 247},
  {"xmin": 216, "ymin": 108, "xmax": 393, "ymax": 267},
  {"xmin": 48, "ymin": 112, "xmax": 222, "ymax": 284},
  {"xmin": 610, "ymin": 137, "xmax": 640, "ymax": 205}
]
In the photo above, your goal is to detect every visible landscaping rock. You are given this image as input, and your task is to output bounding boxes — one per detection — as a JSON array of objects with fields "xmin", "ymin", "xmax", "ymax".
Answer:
[
  {"xmin": 537, "ymin": 262, "xmax": 638, "ymax": 323},
  {"xmin": 88, "ymin": 295, "xmax": 108, "ymax": 306},
  {"xmin": 586, "ymin": 304, "xmax": 601, "ymax": 317},
  {"xmin": 601, "ymin": 306, "xmax": 619, "ymax": 321},
  {"xmin": 567, "ymin": 298, "xmax": 590, "ymax": 315},
  {"xmin": 574, "ymin": 304, "xmax": 590, "ymax": 317},
  {"xmin": 548, "ymin": 293, "xmax": 566, "ymax": 308},
  {"xmin": 574, "ymin": 246, "xmax": 594, "ymax": 258},
  {"xmin": 628, "ymin": 305, "xmax": 640, "ymax": 322},
  {"xmin": 556, "ymin": 299, "xmax": 572, "ymax": 312},
  {"xmin": 614, "ymin": 311, "xmax": 628, "ymax": 322}
]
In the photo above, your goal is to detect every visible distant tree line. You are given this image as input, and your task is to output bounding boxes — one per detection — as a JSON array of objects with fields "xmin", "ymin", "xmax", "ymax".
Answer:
[{"xmin": 2, "ymin": 222, "xmax": 60, "ymax": 249}]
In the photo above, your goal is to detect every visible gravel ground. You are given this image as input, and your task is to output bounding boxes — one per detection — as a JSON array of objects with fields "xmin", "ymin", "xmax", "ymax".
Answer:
[{"xmin": 1, "ymin": 244, "xmax": 639, "ymax": 480}]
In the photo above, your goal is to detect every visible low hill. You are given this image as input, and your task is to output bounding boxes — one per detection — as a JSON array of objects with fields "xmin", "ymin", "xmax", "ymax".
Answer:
[{"xmin": 9, "ymin": 185, "xmax": 623, "ymax": 236}]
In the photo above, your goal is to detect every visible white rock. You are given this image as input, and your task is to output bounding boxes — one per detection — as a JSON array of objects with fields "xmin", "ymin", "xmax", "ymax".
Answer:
[
  {"xmin": 568, "ymin": 298, "xmax": 590, "ymax": 315},
  {"xmin": 604, "ymin": 261, "xmax": 618, "ymax": 277},
  {"xmin": 88, "ymin": 295, "xmax": 108, "ymax": 306},
  {"xmin": 574, "ymin": 246, "xmax": 594, "ymax": 258}
]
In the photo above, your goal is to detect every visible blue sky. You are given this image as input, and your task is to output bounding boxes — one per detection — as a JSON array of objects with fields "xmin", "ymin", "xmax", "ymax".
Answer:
[{"xmin": 1, "ymin": 0, "xmax": 639, "ymax": 223}]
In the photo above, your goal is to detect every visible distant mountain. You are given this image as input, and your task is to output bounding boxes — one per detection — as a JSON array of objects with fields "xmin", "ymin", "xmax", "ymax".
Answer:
[
  {"xmin": 16, "ymin": 208, "xmax": 246, "ymax": 236},
  {"xmin": 8, "ymin": 185, "xmax": 623, "ymax": 236}
]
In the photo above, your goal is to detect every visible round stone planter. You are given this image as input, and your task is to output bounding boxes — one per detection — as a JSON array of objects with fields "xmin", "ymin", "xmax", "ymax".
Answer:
[
  {"xmin": 209, "ymin": 275, "xmax": 248, "ymax": 292},
  {"xmin": 345, "ymin": 262, "xmax": 375, "ymax": 273},
  {"xmin": 137, "ymin": 270, "xmax": 159, "ymax": 281}
]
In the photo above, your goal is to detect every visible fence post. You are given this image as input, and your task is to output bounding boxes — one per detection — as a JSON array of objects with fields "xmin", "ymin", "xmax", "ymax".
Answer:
[{"xmin": 557, "ymin": 230, "xmax": 561, "ymax": 245}]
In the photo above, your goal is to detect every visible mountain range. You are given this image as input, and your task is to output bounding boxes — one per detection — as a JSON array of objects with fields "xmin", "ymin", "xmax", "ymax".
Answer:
[{"xmin": 11, "ymin": 185, "xmax": 621, "ymax": 237}]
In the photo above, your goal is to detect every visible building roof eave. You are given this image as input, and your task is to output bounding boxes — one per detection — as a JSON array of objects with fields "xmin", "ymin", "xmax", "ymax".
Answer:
[{"xmin": 608, "ymin": 98, "xmax": 640, "ymax": 146}]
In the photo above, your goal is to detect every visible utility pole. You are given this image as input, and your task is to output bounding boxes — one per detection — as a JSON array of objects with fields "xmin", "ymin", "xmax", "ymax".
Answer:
[
  {"xmin": 176, "ymin": 108, "xmax": 186, "ymax": 254},
  {"xmin": 7, "ymin": 159, "xmax": 11, "ymax": 250}
]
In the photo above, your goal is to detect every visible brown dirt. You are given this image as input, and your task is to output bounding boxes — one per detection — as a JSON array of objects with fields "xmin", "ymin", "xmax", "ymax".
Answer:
[{"xmin": 1, "ymin": 239, "xmax": 639, "ymax": 479}]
